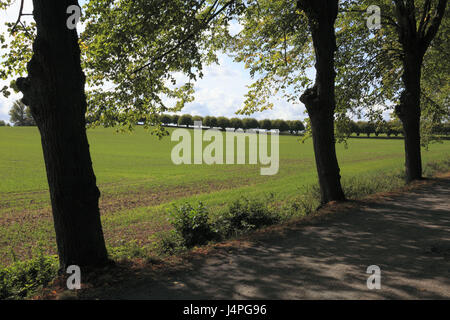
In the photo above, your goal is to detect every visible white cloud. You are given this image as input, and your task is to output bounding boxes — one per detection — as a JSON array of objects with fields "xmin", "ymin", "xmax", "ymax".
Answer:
[{"xmin": 181, "ymin": 55, "xmax": 307, "ymax": 121}]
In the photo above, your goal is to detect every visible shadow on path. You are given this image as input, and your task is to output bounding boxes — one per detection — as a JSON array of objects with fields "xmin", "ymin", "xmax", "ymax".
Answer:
[{"xmin": 89, "ymin": 178, "xmax": 450, "ymax": 299}]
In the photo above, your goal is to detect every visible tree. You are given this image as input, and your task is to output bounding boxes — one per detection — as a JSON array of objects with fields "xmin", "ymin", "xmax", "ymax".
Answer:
[
  {"xmin": 216, "ymin": 116, "xmax": 231, "ymax": 130},
  {"xmin": 0, "ymin": 120, "xmax": 5, "ymax": 126},
  {"xmin": 220, "ymin": 0, "xmax": 345, "ymax": 204},
  {"xmin": 79, "ymin": 0, "xmax": 239, "ymax": 136},
  {"xmin": 171, "ymin": 114, "xmax": 180, "ymax": 127},
  {"xmin": 242, "ymin": 118, "xmax": 259, "ymax": 130},
  {"xmin": 349, "ymin": 121, "xmax": 359, "ymax": 136},
  {"xmin": 278, "ymin": 120, "xmax": 290, "ymax": 133},
  {"xmin": 230, "ymin": 117, "xmax": 244, "ymax": 130},
  {"xmin": 393, "ymin": 0, "xmax": 447, "ymax": 181},
  {"xmin": 9, "ymin": 100, "xmax": 35, "ymax": 126},
  {"xmin": 290, "ymin": 120, "xmax": 305, "ymax": 134},
  {"xmin": 8, "ymin": 0, "xmax": 109, "ymax": 269},
  {"xmin": 1, "ymin": 0, "xmax": 241, "ymax": 268},
  {"xmin": 193, "ymin": 115, "xmax": 204, "ymax": 124},
  {"xmin": 204, "ymin": 115, "xmax": 218, "ymax": 128},
  {"xmin": 340, "ymin": 0, "xmax": 448, "ymax": 182},
  {"xmin": 160, "ymin": 114, "xmax": 172, "ymax": 125},
  {"xmin": 259, "ymin": 119, "xmax": 272, "ymax": 131},
  {"xmin": 296, "ymin": 0, "xmax": 345, "ymax": 203},
  {"xmin": 179, "ymin": 114, "xmax": 193, "ymax": 127},
  {"xmin": 359, "ymin": 122, "xmax": 375, "ymax": 137}
]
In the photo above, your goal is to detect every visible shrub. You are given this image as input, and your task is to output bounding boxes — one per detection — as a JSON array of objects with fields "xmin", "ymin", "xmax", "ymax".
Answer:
[
  {"xmin": 282, "ymin": 185, "xmax": 321, "ymax": 218},
  {"xmin": 0, "ymin": 253, "xmax": 58, "ymax": 300},
  {"xmin": 152, "ymin": 230, "xmax": 185, "ymax": 255},
  {"xmin": 168, "ymin": 202, "xmax": 216, "ymax": 248},
  {"xmin": 219, "ymin": 198, "xmax": 280, "ymax": 236}
]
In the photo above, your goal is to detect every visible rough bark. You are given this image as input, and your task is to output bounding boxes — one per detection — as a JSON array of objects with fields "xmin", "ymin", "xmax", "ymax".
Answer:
[
  {"xmin": 298, "ymin": 0, "xmax": 346, "ymax": 204},
  {"xmin": 16, "ymin": 0, "xmax": 109, "ymax": 270}
]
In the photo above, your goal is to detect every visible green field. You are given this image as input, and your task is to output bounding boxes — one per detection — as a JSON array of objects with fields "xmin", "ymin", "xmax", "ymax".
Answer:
[{"xmin": 0, "ymin": 126, "xmax": 449, "ymax": 266}]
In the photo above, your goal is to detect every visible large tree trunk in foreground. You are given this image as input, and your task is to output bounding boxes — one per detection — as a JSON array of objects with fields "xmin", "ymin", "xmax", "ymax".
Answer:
[
  {"xmin": 298, "ymin": 0, "xmax": 346, "ymax": 204},
  {"xmin": 16, "ymin": 0, "xmax": 109, "ymax": 270}
]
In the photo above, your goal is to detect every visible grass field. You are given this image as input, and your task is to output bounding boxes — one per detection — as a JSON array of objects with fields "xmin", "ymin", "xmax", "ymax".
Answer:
[{"xmin": 1, "ymin": 126, "xmax": 449, "ymax": 266}]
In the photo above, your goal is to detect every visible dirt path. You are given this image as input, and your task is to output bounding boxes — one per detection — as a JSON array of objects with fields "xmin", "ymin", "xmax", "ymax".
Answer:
[{"xmin": 84, "ymin": 178, "xmax": 450, "ymax": 300}]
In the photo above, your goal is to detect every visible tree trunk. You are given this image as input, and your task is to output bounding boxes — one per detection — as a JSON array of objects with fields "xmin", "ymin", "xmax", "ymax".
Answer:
[
  {"xmin": 298, "ymin": 0, "xmax": 346, "ymax": 204},
  {"xmin": 392, "ymin": 0, "xmax": 447, "ymax": 183},
  {"xmin": 395, "ymin": 53, "xmax": 423, "ymax": 182},
  {"xmin": 16, "ymin": 0, "xmax": 109, "ymax": 270}
]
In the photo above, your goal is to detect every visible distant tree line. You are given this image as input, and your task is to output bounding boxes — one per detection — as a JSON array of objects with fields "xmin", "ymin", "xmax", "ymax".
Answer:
[
  {"xmin": 157, "ymin": 114, "xmax": 305, "ymax": 134},
  {"xmin": 349, "ymin": 120, "xmax": 450, "ymax": 137},
  {"xmin": 430, "ymin": 123, "xmax": 450, "ymax": 136},
  {"xmin": 0, "ymin": 120, "xmax": 6, "ymax": 126}
]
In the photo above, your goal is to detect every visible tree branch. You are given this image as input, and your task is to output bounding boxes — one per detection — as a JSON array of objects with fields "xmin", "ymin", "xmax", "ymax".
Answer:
[
  {"xmin": 10, "ymin": 0, "xmax": 25, "ymax": 34},
  {"xmin": 420, "ymin": 0, "xmax": 448, "ymax": 52},
  {"xmin": 131, "ymin": 0, "xmax": 235, "ymax": 75}
]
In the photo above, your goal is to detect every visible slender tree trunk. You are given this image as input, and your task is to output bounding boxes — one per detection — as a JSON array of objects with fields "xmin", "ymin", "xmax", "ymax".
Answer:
[
  {"xmin": 395, "ymin": 54, "xmax": 423, "ymax": 182},
  {"xmin": 298, "ymin": 0, "xmax": 345, "ymax": 204},
  {"xmin": 392, "ymin": 0, "xmax": 447, "ymax": 183},
  {"xmin": 16, "ymin": 0, "xmax": 109, "ymax": 270}
]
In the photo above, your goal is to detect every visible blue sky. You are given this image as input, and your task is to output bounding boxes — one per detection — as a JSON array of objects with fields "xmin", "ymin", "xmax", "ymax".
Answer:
[{"xmin": 0, "ymin": 1, "xmax": 310, "ymax": 124}]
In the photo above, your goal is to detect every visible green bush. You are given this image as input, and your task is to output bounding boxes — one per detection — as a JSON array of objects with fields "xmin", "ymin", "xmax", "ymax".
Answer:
[
  {"xmin": 108, "ymin": 240, "xmax": 150, "ymax": 261},
  {"xmin": 281, "ymin": 185, "xmax": 321, "ymax": 218},
  {"xmin": 169, "ymin": 202, "xmax": 217, "ymax": 248},
  {"xmin": 152, "ymin": 230, "xmax": 185, "ymax": 255},
  {"xmin": 219, "ymin": 198, "xmax": 280, "ymax": 236},
  {"xmin": 0, "ymin": 253, "xmax": 58, "ymax": 300}
]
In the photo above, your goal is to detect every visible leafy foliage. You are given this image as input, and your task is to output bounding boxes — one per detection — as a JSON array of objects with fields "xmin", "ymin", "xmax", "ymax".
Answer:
[
  {"xmin": 168, "ymin": 202, "xmax": 217, "ymax": 248},
  {"xmin": 0, "ymin": 252, "xmax": 58, "ymax": 300},
  {"xmin": 80, "ymin": 0, "xmax": 239, "ymax": 135},
  {"xmin": 337, "ymin": 0, "xmax": 449, "ymax": 145},
  {"xmin": 216, "ymin": 0, "xmax": 313, "ymax": 115},
  {"xmin": 219, "ymin": 197, "xmax": 280, "ymax": 236}
]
